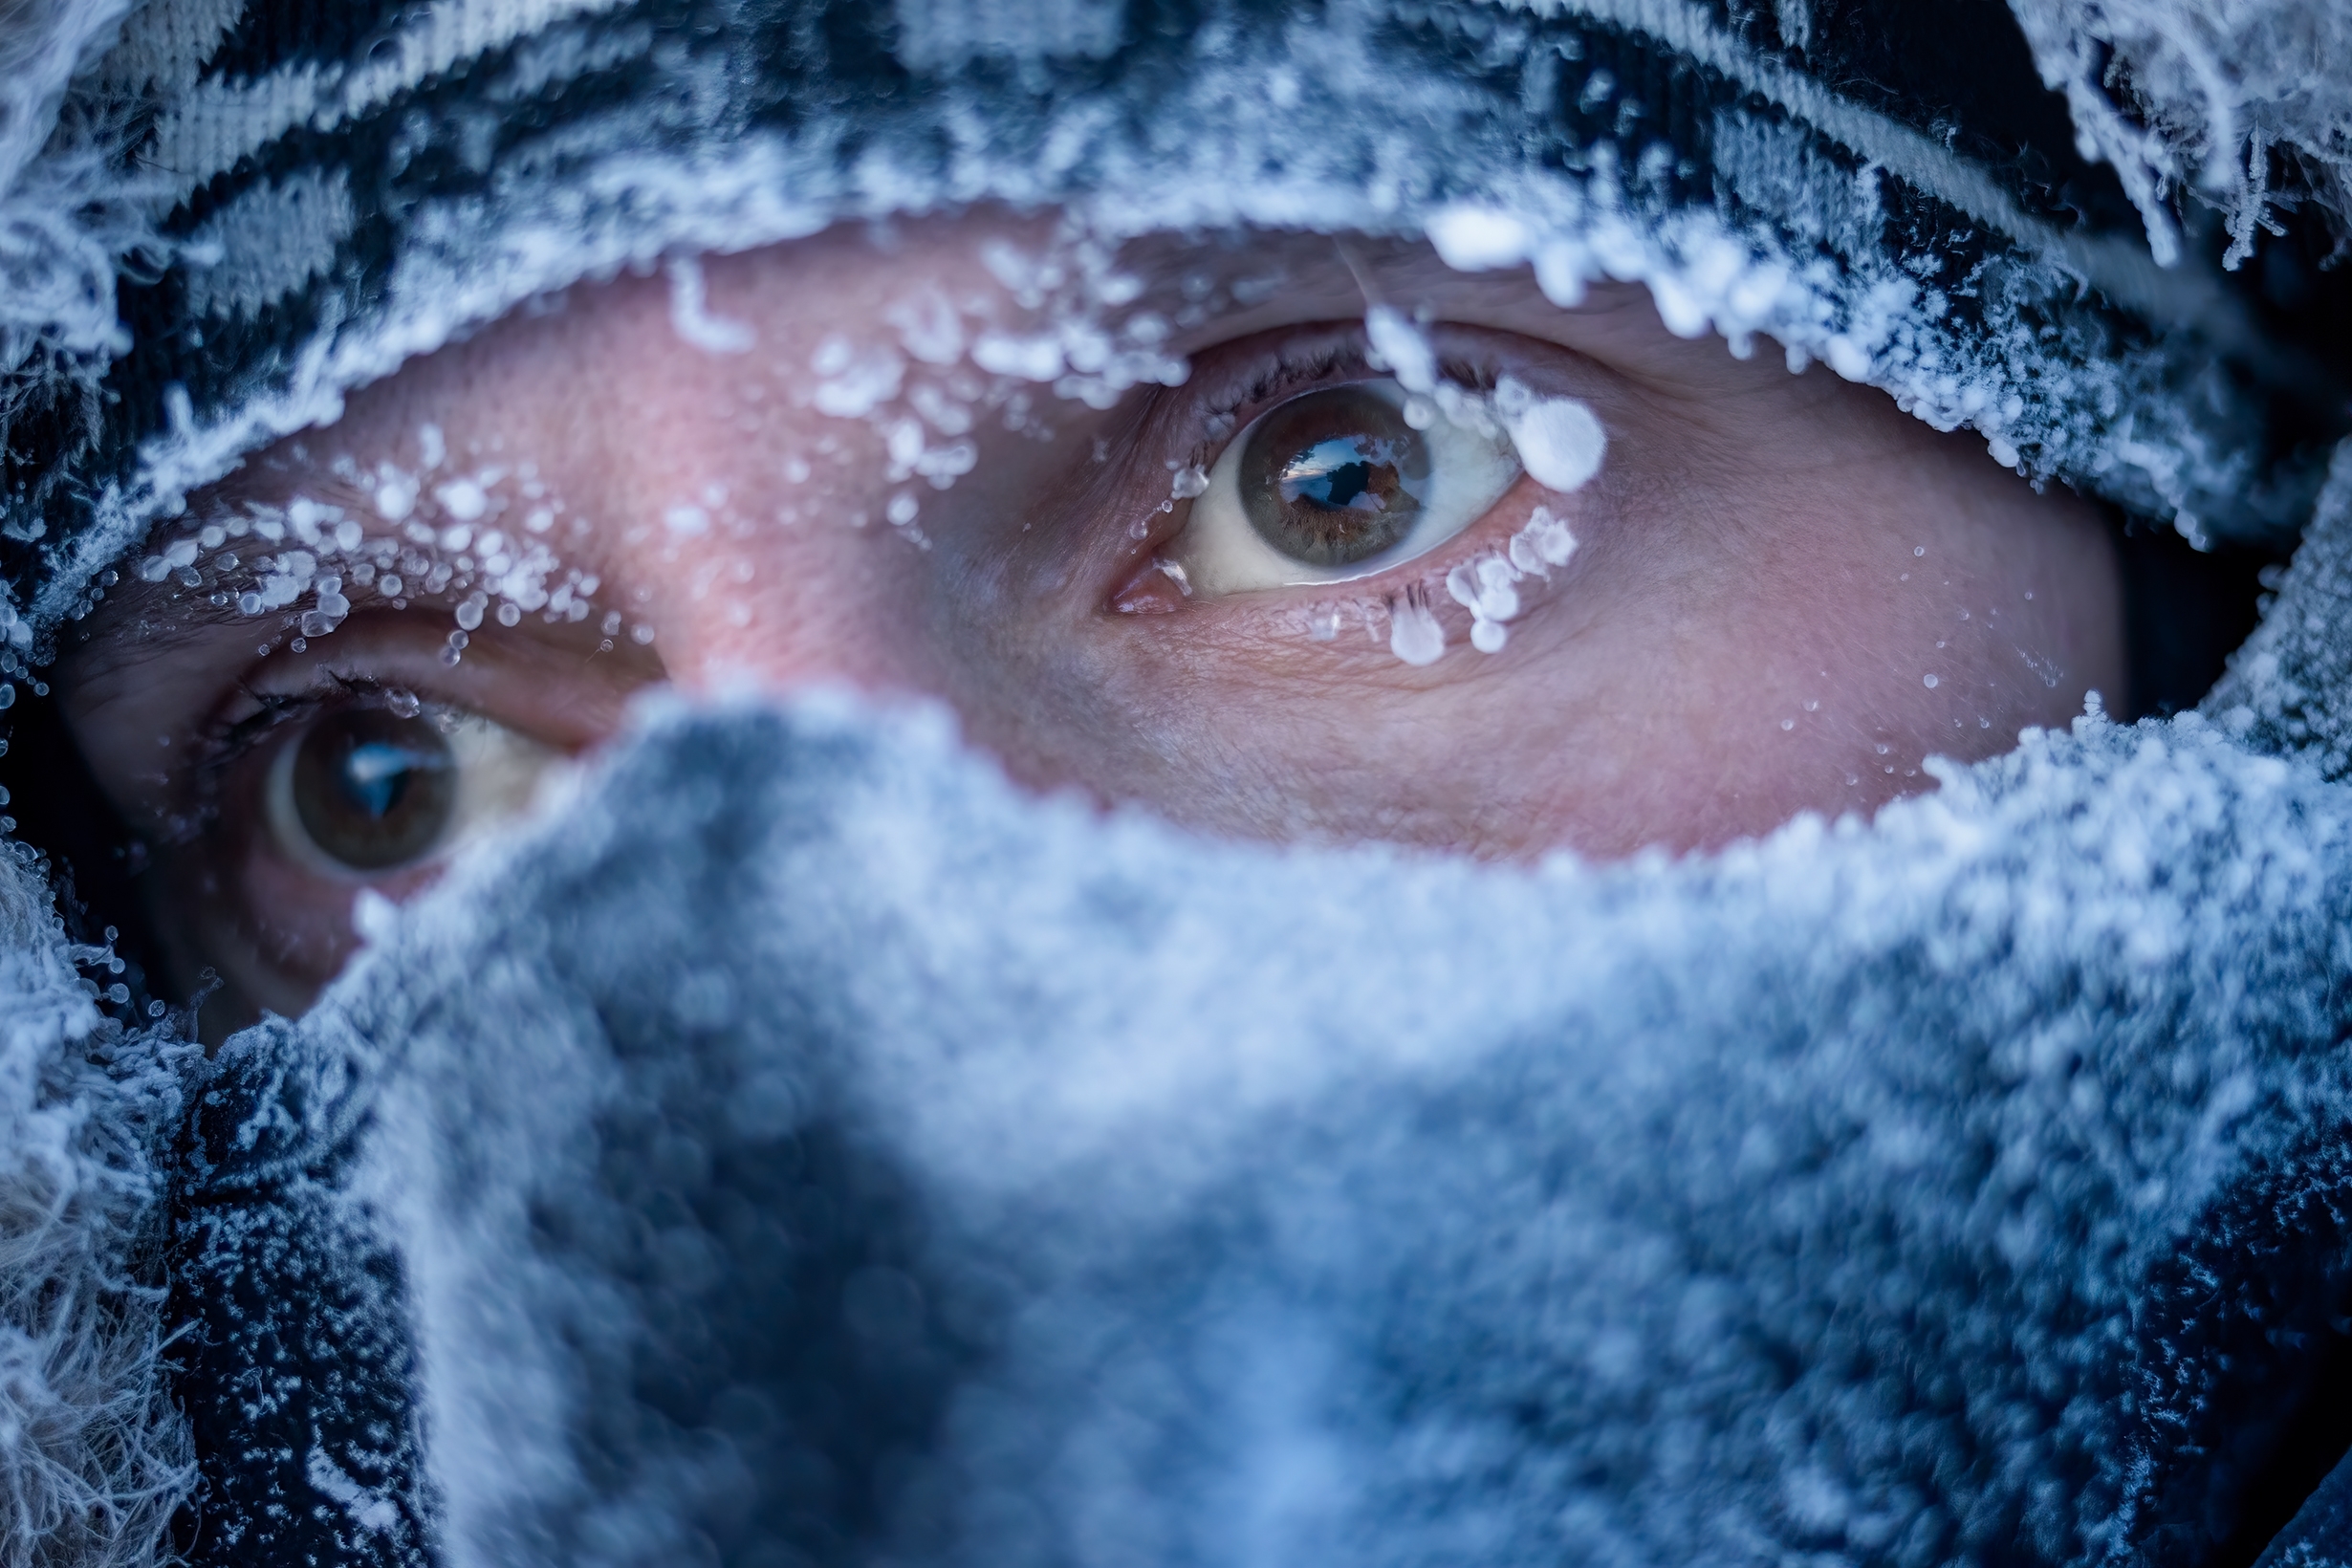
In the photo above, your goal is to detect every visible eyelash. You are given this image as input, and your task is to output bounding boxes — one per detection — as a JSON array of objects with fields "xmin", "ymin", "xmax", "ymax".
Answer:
[
  {"xmin": 185, "ymin": 677, "xmax": 399, "ymax": 837},
  {"xmin": 1122, "ymin": 328, "xmax": 1525, "ymax": 605},
  {"xmin": 1177, "ymin": 334, "xmax": 1502, "ymax": 478},
  {"xmin": 1193, "ymin": 346, "xmax": 1352, "ymax": 451}
]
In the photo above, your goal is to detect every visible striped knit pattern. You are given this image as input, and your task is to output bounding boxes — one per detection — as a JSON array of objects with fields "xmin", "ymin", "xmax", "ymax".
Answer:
[{"xmin": 0, "ymin": 0, "xmax": 2341, "ymax": 639}]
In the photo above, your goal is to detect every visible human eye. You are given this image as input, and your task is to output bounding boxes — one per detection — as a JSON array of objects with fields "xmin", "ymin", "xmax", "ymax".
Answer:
[
  {"xmin": 1168, "ymin": 376, "xmax": 1523, "ymax": 596},
  {"xmin": 260, "ymin": 692, "xmax": 557, "ymax": 879},
  {"xmin": 100, "ymin": 604, "xmax": 654, "ymax": 1026},
  {"xmin": 1112, "ymin": 322, "xmax": 1604, "ymax": 653},
  {"xmin": 160, "ymin": 673, "xmax": 566, "ymax": 1020}
]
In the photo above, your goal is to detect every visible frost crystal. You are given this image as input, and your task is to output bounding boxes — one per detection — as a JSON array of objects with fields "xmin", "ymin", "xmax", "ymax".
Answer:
[
  {"xmin": 664, "ymin": 254, "xmax": 755, "ymax": 355},
  {"xmin": 157, "ymin": 628, "xmax": 2352, "ymax": 1568},
  {"xmin": 1387, "ymin": 591, "xmax": 1445, "ymax": 664},
  {"xmin": 1496, "ymin": 378, "xmax": 1606, "ymax": 495}
]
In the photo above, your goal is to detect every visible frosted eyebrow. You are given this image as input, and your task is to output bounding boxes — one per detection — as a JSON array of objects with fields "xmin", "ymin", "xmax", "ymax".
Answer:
[{"xmin": 59, "ymin": 583, "xmax": 262, "ymax": 686}]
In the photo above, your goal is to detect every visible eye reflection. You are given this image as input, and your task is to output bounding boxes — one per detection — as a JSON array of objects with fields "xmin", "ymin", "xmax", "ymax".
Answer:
[
  {"xmin": 278, "ymin": 708, "xmax": 456, "ymax": 872},
  {"xmin": 265, "ymin": 698, "xmax": 558, "ymax": 877},
  {"xmin": 1173, "ymin": 378, "xmax": 1521, "ymax": 596},
  {"xmin": 1246, "ymin": 386, "xmax": 1431, "ymax": 567}
]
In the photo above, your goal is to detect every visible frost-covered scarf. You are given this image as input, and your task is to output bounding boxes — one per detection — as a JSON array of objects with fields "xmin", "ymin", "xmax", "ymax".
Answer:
[
  {"xmin": 2, "ymin": 2, "xmax": 2352, "ymax": 1567},
  {"xmin": 156, "ymin": 446, "xmax": 2352, "ymax": 1568}
]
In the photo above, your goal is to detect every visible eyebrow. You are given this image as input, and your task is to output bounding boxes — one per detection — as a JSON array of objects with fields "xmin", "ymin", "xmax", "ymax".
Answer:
[
  {"xmin": 64, "ymin": 579, "xmax": 269, "ymax": 685},
  {"xmin": 68, "ymin": 519, "xmax": 442, "ymax": 687},
  {"xmin": 65, "ymin": 442, "xmax": 538, "ymax": 673},
  {"xmin": 66, "ymin": 230, "xmax": 1542, "ymax": 687}
]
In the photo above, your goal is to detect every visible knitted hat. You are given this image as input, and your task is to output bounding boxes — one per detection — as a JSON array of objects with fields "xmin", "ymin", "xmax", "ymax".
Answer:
[
  {"xmin": 0, "ymin": 0, "xmax": 2348, "ymax": 676},
  {"xmin": 0, "ymin": 9, "xmax": 2350, "ymax": 1567}
]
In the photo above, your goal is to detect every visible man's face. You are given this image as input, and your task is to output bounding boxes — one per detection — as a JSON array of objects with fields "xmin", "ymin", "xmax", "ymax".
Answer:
[{"xmin": 54, "ymin": 213, "xmax": 2124, "ymax": 1024}]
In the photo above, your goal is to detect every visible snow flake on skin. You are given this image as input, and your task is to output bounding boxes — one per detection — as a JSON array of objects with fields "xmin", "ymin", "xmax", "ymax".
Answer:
[{"xmin": 788, "ymin": 226, "xmax": 1187, "ymax": 514}]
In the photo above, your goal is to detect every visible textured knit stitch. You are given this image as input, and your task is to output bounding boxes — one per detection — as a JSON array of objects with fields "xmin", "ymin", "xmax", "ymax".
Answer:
[{"xmin": 0, "ymin": 0, "xmax": 2342, "ymax": 654}]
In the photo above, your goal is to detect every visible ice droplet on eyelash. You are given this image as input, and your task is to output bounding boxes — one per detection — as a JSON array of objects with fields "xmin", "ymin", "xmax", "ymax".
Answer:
[
  {"xmin": 1364, "ymin": 306, "xmax": 1439, "ymax": 395},
  {"xmin": 1169, "ymin": 465, "xmax": 1209, "ymax": 500},
  {"xmin": 1508, "ymin": 507, "xmax": 1579, "ymax": 575},
  {"xmin": 1388, "ymin": 594, "xmax": 1445, "ymax": 665},
  {"xmin": 1495, "ymin": 379, "xmax": 1605, "ymax": 493},
  {"xmin": 1447, "ymin": 556, "xmax": 1521, "ymax": 623},
  {"xmin": 1448, "ymin": 555, "xmax": 1522, "ymax": 656}
]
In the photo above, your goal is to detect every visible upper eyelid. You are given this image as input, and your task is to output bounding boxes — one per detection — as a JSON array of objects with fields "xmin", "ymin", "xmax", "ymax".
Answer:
[
  {"xmin": 188, "ymin": 681, "xmax": 347, "ymax": 795},
  {"xmin": 1196, "ymin": 341, "xmax": 1355, "ymax": 426},
  {"xmin": 1180, "ymin": 325, "xmax": 1514, "ymax": 444},
  {"xmin": 185, "ymin": 675, "xmax": 425, "ymax": 819},
  {"xmin": 1163, "ymin": 341, "xmax": 1367, "ymax": 477}
]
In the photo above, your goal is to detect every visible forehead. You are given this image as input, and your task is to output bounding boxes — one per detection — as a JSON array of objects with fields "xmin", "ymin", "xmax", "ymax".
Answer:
[{"xmin": 184, "ymin": 222, "xmax": 1681, "ymax": 503}]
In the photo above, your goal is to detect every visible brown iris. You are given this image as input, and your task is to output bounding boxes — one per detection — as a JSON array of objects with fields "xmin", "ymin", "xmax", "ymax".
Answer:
[
  {"xmin": 1240, "ymin": 385, "xmax": 1431, "ymax": 567},
  {"xmin": 288, "ymin": 707, "xmax": 457, "ymax": 871}
]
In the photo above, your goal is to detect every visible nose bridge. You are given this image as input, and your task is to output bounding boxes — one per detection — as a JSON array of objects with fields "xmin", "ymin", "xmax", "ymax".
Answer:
[{"xmin": 622, "ymin": 501, "xmax": 946, "ymax": 704}]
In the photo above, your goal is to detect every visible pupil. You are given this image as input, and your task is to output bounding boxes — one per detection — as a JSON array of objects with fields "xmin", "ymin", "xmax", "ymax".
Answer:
[
  {"xmin": 290, "ymin": 707, "xmax": 458, "ymax": 872},
  {"xmin": 1241, "ymin": 386, "xmax": 1430, "ymax": 567},
  {"xmin": 344, "ymin": 742, "xmax": 421, "ymax": 818},
  {"xmin": 1281, "ymin": 437, "xmax": 1405, "ymax": 512}
]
